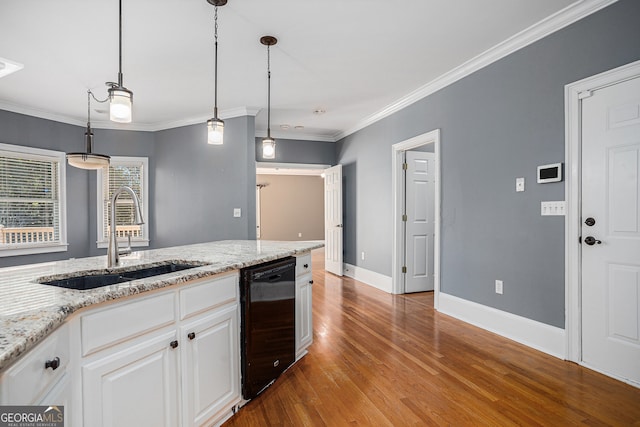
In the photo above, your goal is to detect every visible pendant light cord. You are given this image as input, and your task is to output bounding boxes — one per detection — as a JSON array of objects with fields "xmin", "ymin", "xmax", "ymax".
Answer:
[
  {"xmin": 118, "ymin": 0, "xmax": 123, "ymax": 87},
  {"xmin": 214, "ymin": 5, "xmax": 219, "ymax": 117},
  {"xmin": 267, "ymin": 44, "xmax": 271, "ymax": 138},
  {"xmin": 87, "ymin": 90, "xmax": 91, "ymax": 127}
]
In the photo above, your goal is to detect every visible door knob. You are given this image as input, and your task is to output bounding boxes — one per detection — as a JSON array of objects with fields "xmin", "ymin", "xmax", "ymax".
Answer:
[
  {"xmin": 585, "ymin": 217, "xmax": 596, "ymax": 226},
  {"xmin": 584, "ymin": 236, "xmax": 602, "ymax": 246},
  {"xmin": 170, "ymin": 340, "xmax": 179, "ymax": 349},
  {"xmin": 188, "ymin": 332, "xmax": 196, "ymax": 340}
]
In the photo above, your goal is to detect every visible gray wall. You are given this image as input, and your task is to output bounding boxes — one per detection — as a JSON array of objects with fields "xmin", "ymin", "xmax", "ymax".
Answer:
[
  {"xmin": 255, "ymin": 137, "xmax": 336, "ymax": 165},
  {"xmin": 154, "ymin": 117, "xmax": 256, "ymax": 247},
  {"xmin": 0, "ymin": 110, "xmax": 93, "ymax": 267},
  {"xmin": 257, "ymin": 174, "xmax": 324, "ymax": 241},
  {"xmin": 0, "ymin": 112, "xmax": 257, "ymax": 267},
  {"xmin": 337, "ymin": 0, "xmax": 640, "ymax": 328}
]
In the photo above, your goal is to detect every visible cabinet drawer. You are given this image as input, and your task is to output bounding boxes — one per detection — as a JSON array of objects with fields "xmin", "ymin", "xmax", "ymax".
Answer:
[
  {"xmin": 81, "ymin": 291, "xmax": 176, "ymax": 356},
  {"xmin": 295, "ymin": 253, "xmax": 312, "ymax": 277},
  {"xmin": 180, "ymin": 273, "xmax": 237, "ymax": 320},
  {"xmin": 1, "ymin": 323, "xmax": 70, "ymax": 405}
]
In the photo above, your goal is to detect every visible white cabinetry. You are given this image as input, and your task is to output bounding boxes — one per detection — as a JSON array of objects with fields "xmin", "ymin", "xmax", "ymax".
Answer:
[
  {"xmin": 80, "ymin": 272, "xmax": 240, "ymax": 427},
  {"xmin": 0, "ymin": 323, "xmax": 71, "ymax": 419},
  {"xmin": 82, "ymin": 330, "xmax": 180, "ymax": 427},
  {"xmin": 295, "ymin": 253, "xmax": 313, "ymax": 359},
  {"xmin": 179, "ymin": 276, "xmax": 240, "ymax": 427}
]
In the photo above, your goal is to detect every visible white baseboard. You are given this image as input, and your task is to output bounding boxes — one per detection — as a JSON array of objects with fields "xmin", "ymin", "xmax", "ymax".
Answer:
[
  {"xmin": 438, "ymin": 293, "xmax": 566, "ymax": 359},
  {"xmin": 343, "ymin": 263, "xmax": 392, "ymax": 293}
]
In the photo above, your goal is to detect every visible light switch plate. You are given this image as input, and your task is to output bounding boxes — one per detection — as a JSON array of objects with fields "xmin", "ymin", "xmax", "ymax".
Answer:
[
  {"xmin": 233, "ymin": 208, "xmax": 241, "ymax": 218},
  {"xmin": 541, "ymin": 201, "xmax": 566, "ymax": 216},
  {"xmin": 516, "ymin": 177, "xmax": 525, "ymax": 192}
]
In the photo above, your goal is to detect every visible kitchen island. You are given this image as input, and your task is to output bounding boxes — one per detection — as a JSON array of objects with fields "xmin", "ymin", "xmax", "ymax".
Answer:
[{"xmin": 0, "ymin": 239, "xmax": 322, "ymax": 427}]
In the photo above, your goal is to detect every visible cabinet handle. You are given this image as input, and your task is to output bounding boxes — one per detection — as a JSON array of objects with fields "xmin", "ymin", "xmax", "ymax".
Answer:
[
  {"xmin": 170, "ymin": 340, "xmax": 179, "ymax": 349},
  {"xmin": 309, "ymin": 280, "xmax": 314, "ymax": 285},
  {"xmin": 188, "ymin": 332, "xmax": 196, "ymax": 340},
  {"xmin": 45, "ymin": 357, "xmax": 60, "ymax": 371},
  {"xmin": 304, "ymin": 264, "xmax": 309, "ymax": 269}
]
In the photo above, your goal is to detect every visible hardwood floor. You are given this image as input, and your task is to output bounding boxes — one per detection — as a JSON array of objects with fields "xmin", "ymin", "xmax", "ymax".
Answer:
[{"xmin": 223, "ymin": 249, "xmax": 640, "ymax": 426}]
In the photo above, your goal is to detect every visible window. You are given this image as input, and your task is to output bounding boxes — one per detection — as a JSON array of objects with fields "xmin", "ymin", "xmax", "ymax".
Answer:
[
  {"xmin": 97, "ymin": 157, "xmax": 149, "ymax": 248},
  {"xmin": 0, "ymin": 143, "xmax": 67, "ymax": 257}
]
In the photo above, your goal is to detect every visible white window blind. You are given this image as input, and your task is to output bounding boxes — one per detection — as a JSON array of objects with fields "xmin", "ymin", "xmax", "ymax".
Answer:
[
  {"xmin": 97, "ymin": 157, "xmax": 149, "ymax": 247},
  {"xmin": 0, "ymin": 144, "xmax": 67, "ymax": 256}
]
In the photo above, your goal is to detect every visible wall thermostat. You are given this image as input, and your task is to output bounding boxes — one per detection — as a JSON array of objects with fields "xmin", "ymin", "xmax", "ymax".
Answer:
[{"xmin": 537, "ymin": 163, "xmax": 563, "ymax": 183}]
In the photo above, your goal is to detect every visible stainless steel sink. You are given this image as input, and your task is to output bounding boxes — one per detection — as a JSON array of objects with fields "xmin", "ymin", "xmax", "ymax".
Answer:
[{"xmin": 39, "ymin": 262, "xmax": 205, "ymax": 291}]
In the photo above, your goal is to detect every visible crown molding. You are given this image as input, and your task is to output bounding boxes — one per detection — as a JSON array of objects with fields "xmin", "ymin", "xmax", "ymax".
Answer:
[
  {"xmin": 254, "ymin": 129, "xmax": 337, "ymax": 143},
  {"xmin": 334, "ymin": 0, "xmax": 619, "ymax": 141},
  {"xmin": 0, "ymin": 102, "xmax": 261, "ymax": 132}
]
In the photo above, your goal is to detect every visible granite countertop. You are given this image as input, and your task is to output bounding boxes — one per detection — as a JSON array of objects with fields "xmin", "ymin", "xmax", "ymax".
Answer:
[{"xmin": 0, "ymin": 240, "xmax": 323, "ymax": 371}]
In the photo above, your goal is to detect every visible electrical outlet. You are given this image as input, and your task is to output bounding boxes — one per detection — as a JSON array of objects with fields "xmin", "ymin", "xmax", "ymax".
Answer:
[
  {"xmin": 495, "ymin": 280, "xmax": 503, "ymax": 295},
  {"xmin": 298, "ymin": 232, "xmax": 302, "ymax": 237},
  {"xmin": 516, "ymin": 177, "xmax": 525, "ymax": 192},
  {"xmin": 233, "ymin": 208, "xmax": 241, "ymax": 218},
  {"xmin": 361, "ymin": 251, "xmax": 365, "ymax": 260}
]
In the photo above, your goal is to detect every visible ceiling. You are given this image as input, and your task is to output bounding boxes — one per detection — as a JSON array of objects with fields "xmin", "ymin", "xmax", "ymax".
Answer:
[{"xmin": 0, "ymin": 0, "xmax": 585, "ymax": 142}]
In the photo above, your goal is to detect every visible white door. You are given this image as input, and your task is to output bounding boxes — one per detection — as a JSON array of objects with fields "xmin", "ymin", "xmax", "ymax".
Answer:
[
  {"xmin": 324, "ymin": 165, "xmax": 343, "ymax": 276},
  {"xmin": 181, "ymin": 305, "xmax": 239, "ymax": 427},
  {"xmin": 82, "ymin": 331, "xmax": 180, "ymax": 427},
  {"xmin": 404, "ymin": 151, "xmax": 435, "ymax": 293},
  {"xmin": 581, "ymin": 75, "xmax": 640, "ymax": 385},
  {"xmin": 256, "ymin": 186, "xmax": 261, "ymax": 239}
]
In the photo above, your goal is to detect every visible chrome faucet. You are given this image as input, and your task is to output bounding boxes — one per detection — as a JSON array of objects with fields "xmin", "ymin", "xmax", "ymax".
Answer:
[{"xmin": 108, "ymin": 186, "xmax": 144, "ymax": 268}]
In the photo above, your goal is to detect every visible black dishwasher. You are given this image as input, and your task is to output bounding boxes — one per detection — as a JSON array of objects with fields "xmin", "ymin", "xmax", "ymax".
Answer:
[{"xmin": 240, "ymin": 257, "xmax": 296, "ymax": 399}]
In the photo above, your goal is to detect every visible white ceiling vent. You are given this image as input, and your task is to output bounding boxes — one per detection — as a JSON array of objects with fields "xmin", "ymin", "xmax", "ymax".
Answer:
[{"xmin": 0, "ymin": 57, "xmax": 24, "ymax": 78}]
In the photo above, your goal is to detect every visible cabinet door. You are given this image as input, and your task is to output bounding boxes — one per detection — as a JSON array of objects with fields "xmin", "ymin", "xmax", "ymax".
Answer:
[
  {"xmin": 0, "ymin": 323, "xmax": 69, "ymax": 405},
  {"xmin": 295, "ymin": 273, "xmax": 313, "ymax": 359},
  {"xmin": 82, "ymin": 330, "xmax": 180, "ymax": 427},
  {"xmin": 181, "ymin": 304, "xmax": 240, "ymax": 427},
  {"xmin": 39, "ymin": 373, "xmax": 72, "ymax": 427}
]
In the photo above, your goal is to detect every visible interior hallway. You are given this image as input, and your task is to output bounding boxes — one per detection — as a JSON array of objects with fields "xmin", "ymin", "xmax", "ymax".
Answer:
[{"xmin": 224, "ymin": 249, "xmax": 640, "ymax": 426}]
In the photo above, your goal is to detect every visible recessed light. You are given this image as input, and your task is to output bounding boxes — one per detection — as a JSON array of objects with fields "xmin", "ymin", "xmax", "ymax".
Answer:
[
  {"xmin": 294, "ymin": 125, "xmax": 305, "ymax": 130},
  {"xmin": 313, "ymin": 108, "xmax": 326, "ymax": 115},
  {"xmin": 280, "ymin": 124, "xmax": 290, "ymax": 130},
  {"xmin": 0, "ymin": 57, "xmax": 24, "ymax": 78}
]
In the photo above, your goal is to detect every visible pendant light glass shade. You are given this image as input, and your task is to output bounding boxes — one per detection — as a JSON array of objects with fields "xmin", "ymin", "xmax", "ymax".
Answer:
[
  {"xmin": 67, "ymin": 91, "xmax": 111, "ymax": 170},
  {"xmin": 262, "ymin": 137, "xmax": 275, "ymax": 159},
  {"xmin": 260, "ymin": 36, "xmax": 277, "ymax": 160},
  {"xmin": 207, "ymin": 117, "xmax": 224, "ymax": 145},
  {"xmin": 108, "ymin": 85, "xmax": 133, "ymax": 123},
  {"xmin": 206, "ymin": 1, "xmax": 226, "ymax": 145},
  {"xmin": 107, "ymin": 0, "xmax": 133, "ymax": 123}
]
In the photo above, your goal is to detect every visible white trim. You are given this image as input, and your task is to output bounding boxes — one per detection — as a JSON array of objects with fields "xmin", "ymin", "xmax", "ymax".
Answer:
[
  {"xmin": 96, "ymin": 156, "xmax": 150, "ymax": 248},
  {"xmin": 334, "ymin": 0, "xmax": 619, "ymax": 141},
  {"xmin": 343, "ymin": 263, "xmax": 392, "ymax": 294},
  {"xmin": 564, "ymin": 59, "xmax": 640, "ymax": 363},
  {"xmin": 254, "ymin": 130, "xmax": 337, "ymax": 143},
  {"xmin": 0, "ymin": 102, "xmax": 260, "ymax": 132},
  {"xmin": 256, "ymin": 162, "xmax": 331, "ymax": 176},
  {"xmin": 438, "ymin": 293, "xmax": 566, "ymax": 359},
  {"xmin": 391, "ymin": 130, "xmax": 441, "ymax": 308},
  {"xmin": 0, "ymin": 143, "xmax": 67, "ymax": 257},
  {"xmin": 0, "ymin": 244, "xmax": 68, "ymax": 257}
]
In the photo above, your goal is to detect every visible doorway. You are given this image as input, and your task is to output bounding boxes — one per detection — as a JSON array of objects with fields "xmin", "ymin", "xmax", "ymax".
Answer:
[
  {"xmin": 391, "ymin": 130, "xmax": 441, "ymax": 303},
  {"xmin": 566, "ymin": 60, "xmax": 640, "ymax": 387},
  {"xmin": 255, "ymin": 162, "xmax": 328, "ymax": 241}
]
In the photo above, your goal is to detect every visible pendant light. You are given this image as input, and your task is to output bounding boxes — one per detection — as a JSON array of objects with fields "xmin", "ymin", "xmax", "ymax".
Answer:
[
  {"xmin": 106, "ymin": 0, "xmax": 133, "ymax": 123},
  {"xmin": 260, "ymin": 36, "xmax": 277, "ymax": 159},
  {"xmin": 206, "ymin": 0, "xmax": 227, "ymax": 145},
  {"xmin": 67, "ymin": 91, "xmax": 111, "ymax": 169}
]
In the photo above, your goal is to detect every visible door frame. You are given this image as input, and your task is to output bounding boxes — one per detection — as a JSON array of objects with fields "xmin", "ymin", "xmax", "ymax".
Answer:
[
  {"xmin": 391, "ymin": 129, "xmax": 441, "ymax": 304},
  {"xmin": 565, "ymin": 59, "xmax": 640, "ymax": 364}
]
